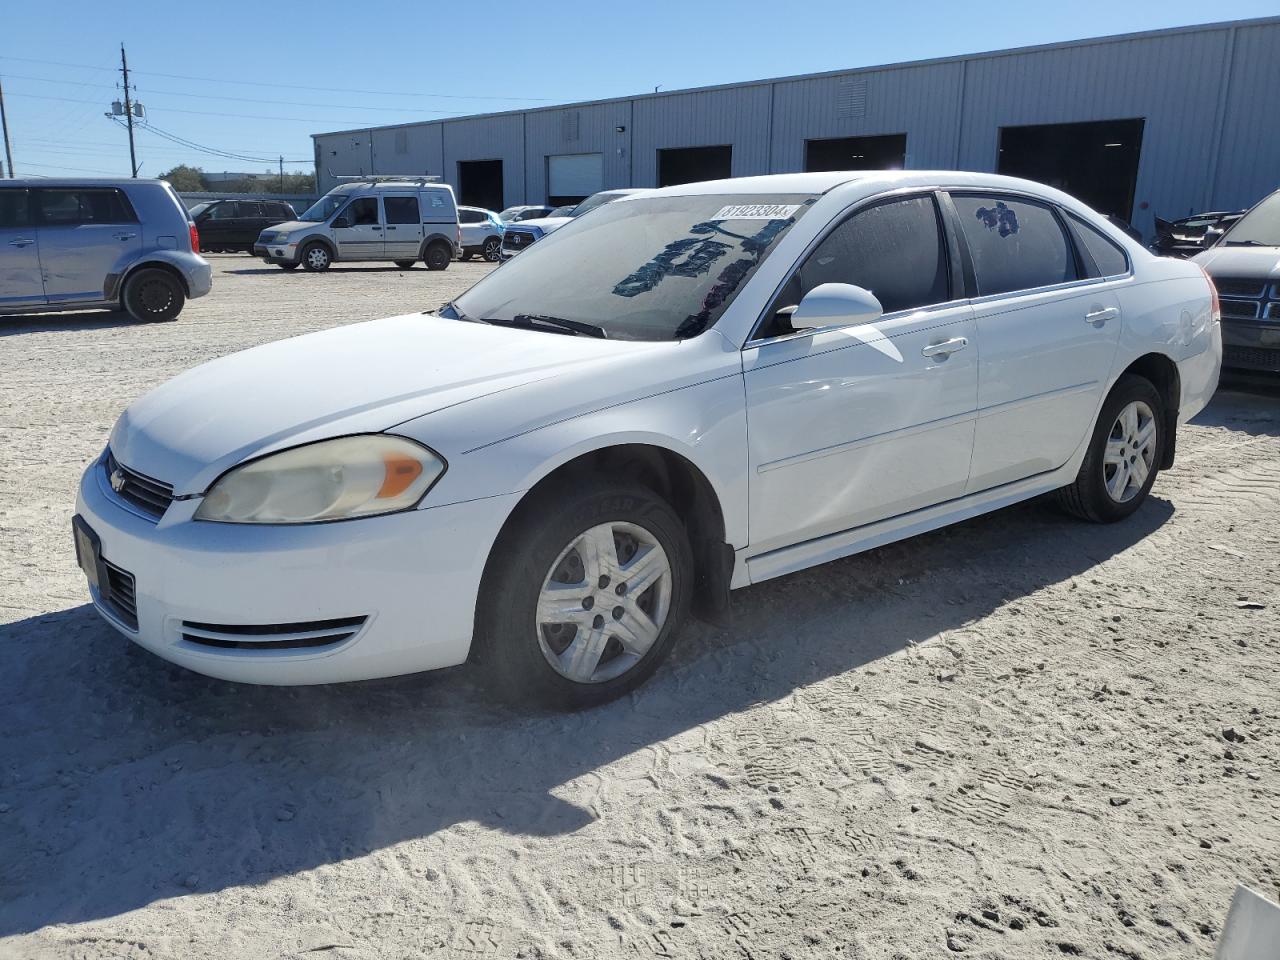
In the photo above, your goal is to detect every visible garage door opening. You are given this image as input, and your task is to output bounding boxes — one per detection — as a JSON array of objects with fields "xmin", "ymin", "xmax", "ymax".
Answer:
[
  {"xmin": 547, "ymin": 153, "xmax": 603, "ymax": 206},
  {"xmin": 657, "ymin": 145, "xmax": 732, "ymax": 187},
  {"xmin": 457, "ymin": 159, "xmax": 504, "ymax": 213},
  {"xmin": 805, "ymin": 134, "xmax": 907, "ymax": 172},
  {"xmin": 997, "ymin": 119, "xmax": 1144, "ymax": 222}
]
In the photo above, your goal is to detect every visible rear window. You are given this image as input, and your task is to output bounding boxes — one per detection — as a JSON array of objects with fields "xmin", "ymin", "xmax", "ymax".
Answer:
[
  {"xmin": 952, "ymin": 194, "xmax": 1076, "ymax": 296},
  {"xmin": 34, "ymin": 188, "xmax": 137, "ymax": 226},
  {"xmin": 0, "ymin": 189, "xmax": 29, "ymax": 228}
]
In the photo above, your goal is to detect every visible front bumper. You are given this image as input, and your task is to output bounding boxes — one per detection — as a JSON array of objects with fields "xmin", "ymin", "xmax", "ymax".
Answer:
[
  {"xmin": 1221, "ymin": 318, "xmax": 1280, "ymax": 372},
  {"xmin": 75, "ymin": 455, "xmax": 520, "ymax": 685},
  {"xmin": 255, "ymin": 240, "xmax": 299, "ymax": 265}
]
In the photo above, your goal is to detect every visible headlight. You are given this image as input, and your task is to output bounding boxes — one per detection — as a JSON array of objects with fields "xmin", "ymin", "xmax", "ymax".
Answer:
[
  {"xmin": 194, "ymin": 435, "xmax": 445, "ymax": 524},
  {"xmin": 274, "ymin": 232, "xmax": 291, "ymax": 243}
]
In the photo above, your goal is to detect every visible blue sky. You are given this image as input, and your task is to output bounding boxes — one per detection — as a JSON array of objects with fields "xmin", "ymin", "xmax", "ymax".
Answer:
[{"xmin": 1, "ymin": 0, "xmax": 1275, "ymax": 181}]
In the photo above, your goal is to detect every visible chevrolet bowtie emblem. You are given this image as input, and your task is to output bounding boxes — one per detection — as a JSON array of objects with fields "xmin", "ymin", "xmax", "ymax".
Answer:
[{"xmin": 109, "ymin": 469, "xmax": 126, "ymax": 493}]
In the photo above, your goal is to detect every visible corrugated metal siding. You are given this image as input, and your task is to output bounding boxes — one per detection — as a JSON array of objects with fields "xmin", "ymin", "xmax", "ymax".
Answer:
[
  {"xmin": 312, "ymin": 18, "xmax": 1279, "ymax": 234},
  {"xmin": 959, "ymin": 28, "xmax": 1232, "ymax": 235},
  {"xmin": 523, "ymin": 100, "xmax": 632, "ymax": 203},
  {"xmin": 631, "ymin": 86, "xmax": 773, "ymax": 184},
  {"xmin": 770, "ymin": 61, "xmax": 965, "ymax": 171},
  {"xmin": 1213, "ymin": 21, "xmax": 1280, "ymax": 210}
]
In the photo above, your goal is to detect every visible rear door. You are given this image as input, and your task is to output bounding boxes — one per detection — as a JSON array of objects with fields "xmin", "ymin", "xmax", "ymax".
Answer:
[
  {"xmin": 948, "ymin": 192, "xmax": 1124, "ymax": 493},
  {"xmin": 0, "ymin": 188, "xmax": 45, "ymax": 307},
  {"xmin": 34, "ymin": 187, "xmax": 142, "ymax": 304},
  {"xmin": 199, "ymin": 201, "xmax": 239, "ymax": 249},
  {"xmin": 382, "ymin": 195, "xmax": 422, "ymax": 259},
  {"xmin": 332, "ymin": 196, "xmax": 383, "ymax": 260},
  {"xmin": 237, "ymin": 200, "xmax": 267, "ymax": 248},
  {"xmin": 459, "ymin": 208, "xmax": 485, "ymax": 247}
]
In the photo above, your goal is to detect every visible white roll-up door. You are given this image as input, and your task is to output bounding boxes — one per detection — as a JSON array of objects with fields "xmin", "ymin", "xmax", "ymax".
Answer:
[{"xmin": 548, "ymin": 153, "xmax": 604, "ymax": 199}]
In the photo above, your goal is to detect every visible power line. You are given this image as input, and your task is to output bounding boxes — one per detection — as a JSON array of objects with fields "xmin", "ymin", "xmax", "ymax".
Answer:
[
  {"xmin": 7, "ymin": 90, "xmax": 405, "ymax": 125},
  {"xmin": 0, "ymin": 54, "xmax": 556, "ymax": 101}
]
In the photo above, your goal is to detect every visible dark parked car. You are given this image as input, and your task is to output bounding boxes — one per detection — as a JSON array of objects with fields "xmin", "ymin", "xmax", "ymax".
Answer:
[
  {"xmin": 189, "ymin": 198, "xmax": 297, "ymax": 254},
  {"xmin": 1150, "ymin": 210, "xmax": 1245, "ymax": 258}
]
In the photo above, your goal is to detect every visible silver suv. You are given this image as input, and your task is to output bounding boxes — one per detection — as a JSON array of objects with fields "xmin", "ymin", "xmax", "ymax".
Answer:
[
  {"xmin": 0, "ymin": 178, "xmax": 212, "ymax": 323},
  {"xmin": 254, "ymin": 178, "xmax": 460, "ymax": 272}
]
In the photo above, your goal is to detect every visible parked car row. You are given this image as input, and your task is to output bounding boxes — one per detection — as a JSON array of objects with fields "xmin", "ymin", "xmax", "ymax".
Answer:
[
  {"xmin": 189, "ymin": 198, "xmax": 297, "ymax": 254},
  {"xmin": 500, "ymin": 188, "xmax": 648, "ymax": 259}
]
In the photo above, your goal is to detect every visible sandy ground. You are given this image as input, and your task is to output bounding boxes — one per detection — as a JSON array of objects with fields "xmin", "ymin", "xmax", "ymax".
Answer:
[{"xmin": 1, "ymin": 255, "xmax": 1277, "ymax": 960}]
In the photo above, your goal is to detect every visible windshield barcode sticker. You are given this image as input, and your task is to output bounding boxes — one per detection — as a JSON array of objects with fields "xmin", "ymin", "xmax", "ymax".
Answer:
[{"xmin": 710, "ymin": 204, "xmax": 800, "ymax": 221}]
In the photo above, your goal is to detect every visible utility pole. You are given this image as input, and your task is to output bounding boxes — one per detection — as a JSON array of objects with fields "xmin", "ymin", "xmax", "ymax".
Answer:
[
  {"xmin": 0, "ymin": 74, "xmax": 14, "ymax": 178},
  {"xmin": 119, "ymin": 44, "xmax": 138, "ymax": 178},
  {"xmin": 279, "ymin": 155, "xmax": 284, "ymax": 192}
]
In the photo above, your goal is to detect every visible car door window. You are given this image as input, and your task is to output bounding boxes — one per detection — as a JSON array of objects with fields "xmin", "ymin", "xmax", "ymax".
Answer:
[
  {"xmin": 459, "ymin": 209, "xmax": 483, "ymax": 224},
  {"xmin": 240, "ymin": 201, "xmax": 266, "ymax": 218},
  {"xmin": 345, "ymin": 197, "xmax": 380, "ymax": 226},
  {"xmin": 34, "ymin": 190, "xmax": 84, "ymax": 225},
  {"xmin": 209, "ymin": 202, "xmax": 240, "ymax": 220},
  {"xmin": 0, "ymin": 189, "xmax": 29, "ymax": 228},
  {"xmin": 952, "ymin": 194, "xmax": 1077, "ymax": 296},
  {"xmin": 1066, "ymin": 214, "xmax": 1129, "ymax": 278},
  {"xmin": 384, "ymin": 196, "xmax": 420, "ymax": 224},
  {"xmin": 761, "ymin": 194, "xmax": 949, "ymax": 338}
]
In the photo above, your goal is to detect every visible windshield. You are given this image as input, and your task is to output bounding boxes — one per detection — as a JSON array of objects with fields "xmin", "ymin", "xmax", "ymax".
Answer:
[
  {"xmin": 571, "ymin": 192, "xmax": 626, "ymax": 218},
  {"xmin": 447, "ymin": 194, "xmax": 813, "ymax": 341},
  {"xmin": 299, "ymin": 193, "xmax": 350, "ymax": 222},
  {"xmin": 1221, "ymin": 191, "xmax": 1280, "ymax": 247},
  {"xmin": 188, "ymin": 202, "xmax": 211, "ymax": 218}
]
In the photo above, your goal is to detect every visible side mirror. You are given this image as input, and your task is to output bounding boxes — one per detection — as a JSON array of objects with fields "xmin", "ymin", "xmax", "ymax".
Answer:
[
  {"xmin": 1203, "ymin": 226, "xmax": 1225, "ymax": 248},
  {"xmin": 786, "ymin": 282, "xmax": 884, "ymax": 332},
  {"xmin": 331, "ymin": 216, "xmax": 350, "ymax": 229}
]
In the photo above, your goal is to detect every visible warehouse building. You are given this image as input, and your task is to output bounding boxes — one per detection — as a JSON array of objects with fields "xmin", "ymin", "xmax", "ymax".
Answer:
[{"xmin": 312, "ymin": 16, "xmax": 1280, "ymax": 239}]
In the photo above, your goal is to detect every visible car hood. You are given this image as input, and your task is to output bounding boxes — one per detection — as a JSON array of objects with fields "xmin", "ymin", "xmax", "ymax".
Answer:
[
  {"xmin": 110, "ymin": 313, "xmax": 644, "ymax": 496},
  {"xmin": 1193, "ymin": 245, "xmax": 1280, "ymax": 279},
  {"xmin": 258, "ymin": 220, "xmax": 311, "ymax": 235},
  {"xmin": 508, "ymin": 216, "xmax": 572, "ymax": 234}
]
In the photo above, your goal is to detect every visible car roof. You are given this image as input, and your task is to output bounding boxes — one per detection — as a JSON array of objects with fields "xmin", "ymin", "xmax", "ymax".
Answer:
[
  {"xmin": 632, "ymin": 170, "xmax": 1095, "ymax": 202},
  {"xmin": 2, "ymin": 177, "xmax": 165, "ymax": 188},
  {"xmin": 458, "ymin": 205, "xmax": 496, "ymax": 213}
]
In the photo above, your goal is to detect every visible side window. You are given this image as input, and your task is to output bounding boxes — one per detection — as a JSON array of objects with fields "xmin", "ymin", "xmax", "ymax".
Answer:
[
  {"xmin": 384, "ymin": 196, "xmax": 420, "ymax": 224},
  {"xmin": 209, "ymin": 202, "xmax": 240, "ymax": 219},
  {"xmin": 459, "ymin": 209, "xmax": 483, "ymax": 224},
  {"xmin": 764, "ymin": 194, "xmax": 949, "ymax": 337},
  {"xmin": 345, "ymin": 197, "xmax": 380, "ymax": 225},
  {"xmin": 34, "ymin": 190, "xmax": 84, "ymax": 225},
  {"xmin": 1067, "ymin": 214, "xmax": 1129, "ymax": 278},
  {"xmin": 951, "ymin": 194, "xmax": 1077, "ymax": 296},
  {"xmin": 78, "ymin": 189, "xmax": 136, "ymax": 223},
  {"xmin": 240, "ymin": 201, "xmax": 266, "ymax": 218},
  {"xmin": 274, "ymin": 203, "xmax": 294, "ymax": 218},
  {"xmin": 0, "ymin": 189, "xmax": 29, "ymax": 228}
]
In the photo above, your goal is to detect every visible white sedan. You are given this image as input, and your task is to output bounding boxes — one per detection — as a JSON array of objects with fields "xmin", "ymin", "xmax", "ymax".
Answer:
[{"xmin": 75, "ymin": 171, "xmax": 1221, "ymax": 708}]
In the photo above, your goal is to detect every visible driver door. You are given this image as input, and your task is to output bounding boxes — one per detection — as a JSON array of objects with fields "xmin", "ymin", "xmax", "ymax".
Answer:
[
  {"xmin": 332, "ymin": 196, "xmax": 383, "ymax": 260},
  {"xmin": 742, "ymin": 193, "xmax": 978, "ymax": 555}
]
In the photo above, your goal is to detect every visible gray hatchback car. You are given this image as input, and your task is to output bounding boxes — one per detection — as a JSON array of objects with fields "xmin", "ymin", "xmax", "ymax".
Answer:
[{"xmin": 0, "ymin": 178, "xmax": 212, "ymax": 323}]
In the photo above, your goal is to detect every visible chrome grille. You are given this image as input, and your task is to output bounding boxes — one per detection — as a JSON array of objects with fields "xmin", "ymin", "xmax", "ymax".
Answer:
[
  {"xmin": 105, "ymin": 451, "xmax": 174, "ymax": 519},
  {"xmin": 1213, "ymin": 277, "xmax": 1280, "ymax": 325},
  {"xmin": 180, "ymin": 616, "xmax": 368, "ymax": 651},
  {"xmin": 1215, "ymin": 278, "xmax": 1267, "ymax": 298},
  {"xmin": 503, "ymin": 229, "xmax": 537, "ymax": 249},
  {"xmin": 103, "ymin": 560, "xmax": 138, "ymax": 629},
  {"xmin": 1221, "ymin": 299, "xmax": 1260, "ymax": 320}
]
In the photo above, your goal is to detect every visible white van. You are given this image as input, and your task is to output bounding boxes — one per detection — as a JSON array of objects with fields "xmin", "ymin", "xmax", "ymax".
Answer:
[{"xmin": 254, "ymin": 178, "xmax": 460, "ymax": 272}]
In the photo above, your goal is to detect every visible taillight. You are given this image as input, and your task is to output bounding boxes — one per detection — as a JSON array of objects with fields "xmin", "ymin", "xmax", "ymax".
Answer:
[
  {"xmin": 1196, "ymin": 264, "xmax": 1220, "ymax": 323},
  {"xmin": 456, "ymin": 225, "xmax": 462, "ymax": 246},
  {"xmin": 189, "ymin": 223, "xmax": 200, "ymax": 254}
]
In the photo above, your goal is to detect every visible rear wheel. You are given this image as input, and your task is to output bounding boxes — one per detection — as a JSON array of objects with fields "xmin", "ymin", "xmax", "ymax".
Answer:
[
  {"xmin": 1055, "ymin": 374, "xmax": 1164, "ymax": 522},
  {"xmin": 475, "ymin": 482, "xmax": 692, "ymax": 709},
  {"xmin": 482, "ymin": 237, "xmax": 502, "ymax": 262},
  {"xmin": 394, "ymin": 260, "xmax": 417, "ymax": 269},
  {"xmin": 424, "ymin": 241, "xmax": 452, "ymax": 271},
  {"xmin": 458, "ymin": 250, "xmax": 473, "ymax": 262},
  {"xmin": 301, "ymin": 242, "xmax": 331, "ymax": 272},
  {"xmin": 122, "ymin": 268, "xmax": 185, "ymax": 322}
]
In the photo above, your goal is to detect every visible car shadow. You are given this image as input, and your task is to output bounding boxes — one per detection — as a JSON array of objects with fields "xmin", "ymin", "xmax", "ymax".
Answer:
[
  {"xmin": 0, "ymin": 496, "xmax": 1173, "ymax": 935},
  {"xmin": 0, "ymin": 309, "xmax": 137, "ymax": 337},
  {"xmin": 1201, "ymin": 376, "xmax": 1280, "ymax": 437}
]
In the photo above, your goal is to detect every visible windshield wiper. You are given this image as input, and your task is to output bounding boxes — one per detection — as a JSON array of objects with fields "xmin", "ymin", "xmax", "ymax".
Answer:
[
  {"xmin": 1222, "ymin": 239, "xmax": 1270, "ymax": 247},
  {"xmin": 507, "ymin": 314, "xmax": 607, "ymax": 338}
]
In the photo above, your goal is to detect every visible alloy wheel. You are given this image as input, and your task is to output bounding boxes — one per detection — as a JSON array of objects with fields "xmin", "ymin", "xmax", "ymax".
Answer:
[
  {"xmin": 305, "ymin": 247, "xmax": 329, "ymax": 269},
  {"xmin": 483, "ymin": 238, "xmax": 501, "ymax": 262},
  {"xmin": 1103, "ymin": 400, "xmax": 1157, "ymax": 503},
  {"xmin": 535, "ymin": 521, "xmax": 672, "ymax": 684}
]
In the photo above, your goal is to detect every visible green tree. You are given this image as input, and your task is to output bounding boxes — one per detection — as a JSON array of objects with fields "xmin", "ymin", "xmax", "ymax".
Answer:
[{"xmin": 159, "ymin": 164, "xmax": 207, "ymax": 191}]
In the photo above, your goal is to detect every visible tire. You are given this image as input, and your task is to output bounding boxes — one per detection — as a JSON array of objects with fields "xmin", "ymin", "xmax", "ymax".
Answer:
[
  {"xmin": 424, "ymin": 241, "xmax": 451, "ymax": 271},
  {"xmin": 301, "ymin": 242, "xmax": 331, "ymax": 272},
  {"xmin": 122, "ymin": 268, "xmax": 185, "ymax": 323},
  {"xmin": 1055, "ymin": 374, "xmax": 1165, "ymax": 523},
  {"xmin": 475, "ymin": 481, "xmax": 693, "ymax": 709},
  {"xmin": 482, "ymin": 237, "xmax": 502, "ymax": 262},
  {"xmin": 278, "ymin": 262, "xmax": 300, "ymax": 271},
  {"xmin": 394, "ymin": 260, "xmax": 417, "ymax": 269},
  {"xmin": 458, "ymin": 250, "xmax": 473, "ymax": 262}
]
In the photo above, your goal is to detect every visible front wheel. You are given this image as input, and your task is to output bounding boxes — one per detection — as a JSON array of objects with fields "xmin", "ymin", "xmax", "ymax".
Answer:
[
  {"xmin": 278, "ymin": 262, "xmax": 299, "ymax": 271},
  {"xmin": 475, "ymin": 482, "xmax": 692, "ymax": 709},
  {"xmin": 482, "ymin": 237, "xmax": 502, "ymax": 262},
  {"xmin": 301, "ymin": 242, "xmax": 331, "ymax": 272},
  {"xmin": 122, "ymin": 268, "xmax": 185, "ymax": 322},
  {"xmin": 1055, "ymin": 374, "xmax": 1164, "ymax": 522}
]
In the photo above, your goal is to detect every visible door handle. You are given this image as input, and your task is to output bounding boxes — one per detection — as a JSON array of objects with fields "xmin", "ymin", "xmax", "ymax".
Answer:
[
  {"xmin": 921, "ymin": 336, "xmax": 968, "ymax": 359},
  {"xmin": 386, "ymin": 226, "xmax": 397, "ymax": 231},
  {"xmin": 1084, "ymin": 306, "xmax": 1119, "ymax": 325},
  {"xmin": 371, "ymin": 226, "xmax": 382, "ymax": 231},
  {"xmin": 113, "ymin": 232, "xmax": 137, "ymax": 241},
  {"xmin": 8, "ymin": 237, "xmax": 34, "ymax": 247}
]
